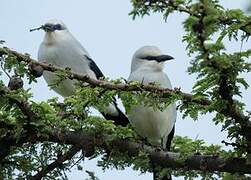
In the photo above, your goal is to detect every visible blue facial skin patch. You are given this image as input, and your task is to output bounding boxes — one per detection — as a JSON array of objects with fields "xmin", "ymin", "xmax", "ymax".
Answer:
[{"xmin": 53, "ymin": 24, "xmax": 62, "ymax": 31}]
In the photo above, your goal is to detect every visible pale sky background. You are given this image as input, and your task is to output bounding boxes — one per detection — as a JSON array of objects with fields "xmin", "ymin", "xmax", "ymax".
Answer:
[{"xmin": 1, "ymin": 0, "xmax": 250, "ymax": 179}]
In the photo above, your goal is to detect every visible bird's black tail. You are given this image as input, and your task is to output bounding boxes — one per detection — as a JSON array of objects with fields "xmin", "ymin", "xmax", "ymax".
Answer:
[
  {"xmin": 101, "ymin": 101, "xmax": 129, "ymax": 162},
  {"xmin": 101, "ymin": 101, "xmax": 129, "ymax": 127},
  {"xmin": 86, "ymin": 55, "xmax": 129, "ymax": 127},
  {"xmin": 152, "ymin": 127, "xmax": 175, "ymax": 180}
]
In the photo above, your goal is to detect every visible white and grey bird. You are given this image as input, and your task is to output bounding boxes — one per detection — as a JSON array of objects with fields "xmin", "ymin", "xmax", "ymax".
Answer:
[
  {"xmin": 32, "ymin": 19, "xmax": 128, "ymax": 126},
  {"xmin": 127, "ymin": 46, "xmax": 177, "ymax": 150}
]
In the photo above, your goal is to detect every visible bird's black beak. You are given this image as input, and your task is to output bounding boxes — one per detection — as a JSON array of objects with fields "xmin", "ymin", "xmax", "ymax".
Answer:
[
  {"xmin": 155, "ymin": 55, "xmax": 174, "ymax": 62},
  {"xmin": 144, "ymin": 55, "xmax": 174, "ymax": 62},
  {"xmin": 42, "ymin": 24, "xmax": 54, "ymax": 32},
  {"xmin": 30, "ymin": 24, "xmax": 54, "ymax": 32},
  {"xmin": 30, "ymin": 25, "xmax": 43, "ymax": 32}
]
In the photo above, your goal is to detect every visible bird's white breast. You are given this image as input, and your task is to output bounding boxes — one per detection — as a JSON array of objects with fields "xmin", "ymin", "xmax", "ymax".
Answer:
[
  {"xmin": 38, "ymin": 31, "xmax": 120, "ymax": 118},
  {"xmin": 38, "ymin": 32, "xmax": 96, "ymax": 97},
  {"xmin": 128, "ymin": 68, "xmax": 176, "ymax": 148}
]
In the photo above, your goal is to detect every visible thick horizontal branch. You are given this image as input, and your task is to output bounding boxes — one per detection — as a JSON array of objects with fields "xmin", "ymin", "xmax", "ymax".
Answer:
[
  {"xmin": 0, "ymin": 82, "xmax": 250, "ymax": 174},
  {"xmin": 4, "ymin": 123, "xmax": 251, "ymax": 175},
  {"xmin": 41, "ymin": 130, "xmax": 251, "ymax": 174}
]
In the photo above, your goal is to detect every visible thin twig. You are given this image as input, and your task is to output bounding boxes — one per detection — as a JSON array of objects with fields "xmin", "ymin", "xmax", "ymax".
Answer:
[{"xmin": 31, "ymin": 146, "xmax": 80, "ymax": 180}]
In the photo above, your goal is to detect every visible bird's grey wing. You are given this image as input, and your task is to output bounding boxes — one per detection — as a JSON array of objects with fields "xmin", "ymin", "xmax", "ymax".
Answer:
[
  {"xmin": 83, "ymin": 55, "xmax": 129, "ymax": 126},
  {"xmin": 84, "ymin": 55, "xmax": 104, "ymax": 79}
]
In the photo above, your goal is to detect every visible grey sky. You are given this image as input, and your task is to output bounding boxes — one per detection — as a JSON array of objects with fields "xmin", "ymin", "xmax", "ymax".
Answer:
[{"xmin": 1, "ymin": 0, "xmax": 250, "ymax": 179}]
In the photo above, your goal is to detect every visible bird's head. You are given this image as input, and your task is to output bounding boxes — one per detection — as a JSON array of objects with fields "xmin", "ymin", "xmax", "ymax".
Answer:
[
  {"xmin": 131, "ymin": 46, "xmax": 174, "ymax": 72},
  {"xmin": 30, "ymin": 19, "xmax": 68, "ymax": 33}
]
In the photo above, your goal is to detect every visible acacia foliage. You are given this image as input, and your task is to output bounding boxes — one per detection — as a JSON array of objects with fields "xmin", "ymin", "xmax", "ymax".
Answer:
[
  {"xmin": 131, "ymin": 0, "xmax": 251, "ymax": 151},
  {"xmin": 0, "ymin": 0, "xmax": 251, "ymax": 179}
]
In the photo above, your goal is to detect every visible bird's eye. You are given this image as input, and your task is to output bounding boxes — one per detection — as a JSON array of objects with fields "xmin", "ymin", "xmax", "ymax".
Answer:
[{"xmin": 53, "ymin": 24, "xmax": 62, "ymax": 30}]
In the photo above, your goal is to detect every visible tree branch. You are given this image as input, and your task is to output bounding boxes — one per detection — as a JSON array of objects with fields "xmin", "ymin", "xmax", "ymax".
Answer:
[
  {"xmin": 0, "ymin": 47, "xmax": 211, "ymax": 106},
  {"xmin": 39, "ymin": 130, "xmax": 251, "ymax": 174},
  {"xmin": 145, "ymin": 0, "xmax": 251, "ymax": 35},
  {"xmin": 1, "ymin": 47, "xmax": 251, "ymax": 127},
  {"xmin": 0, "ymin": 84, "xmax": 250, "ymax": 174},
  {"xmin": 191, "ymin": 5, "xmax": 251, "ymax": 152},
  {"xmin": 31, "ymin": 146, "xmax": 80, "ymax": 180},
  {"xmin": 4, "ymin": 126, "xmax": 251, "ymax": 174}
]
